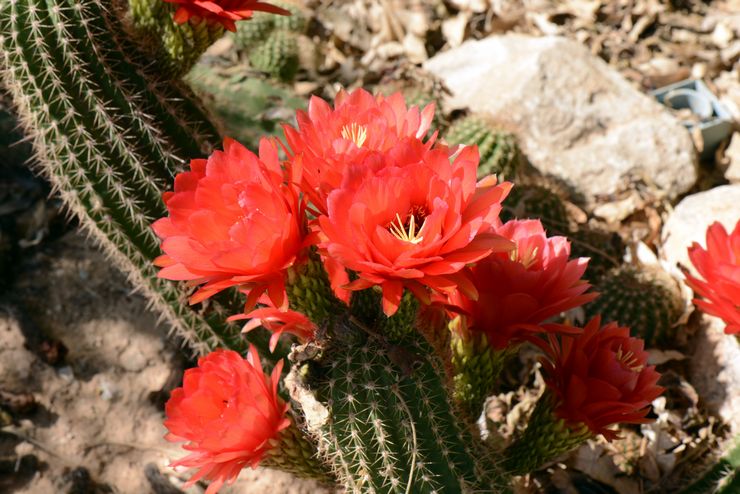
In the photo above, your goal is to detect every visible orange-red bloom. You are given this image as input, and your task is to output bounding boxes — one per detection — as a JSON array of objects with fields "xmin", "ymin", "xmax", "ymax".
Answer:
[
  {"xmin": 229, "ymin": 300, "xmax": 317, "ymax": 352},
  {"xmin": 164, "ymin": 0, "xmax": 289, "ymax": 32},
  {"xmin": 448, "ymin": 219, "xmax": 596, "ymax": 349},
  {"xmin": 153, "ymin": 138, "xmax": 306, "ymax": 310},
  {"xmin": 539, "ymin": 317, "xmax": 663, "ymax": 440},
  {"xmin": 283, "ymin": 88, "xmax": 436, "ymax": 215},
  {"xmin": 684, "ymin": 221, "xmax": 740, "ymax": 334},
  {"xmin": 318, "ymin": 141, "xmax": 513, "ymax": 316},
  {"xmin": 164, "ymin": 348, "xmax": 290, "ymax": 494}
]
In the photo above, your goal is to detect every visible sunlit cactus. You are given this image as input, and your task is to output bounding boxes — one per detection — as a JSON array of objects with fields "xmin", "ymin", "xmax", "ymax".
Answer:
[{"xmin": 0, "ymin": 0, "xmax": 270, "ymax": 356}]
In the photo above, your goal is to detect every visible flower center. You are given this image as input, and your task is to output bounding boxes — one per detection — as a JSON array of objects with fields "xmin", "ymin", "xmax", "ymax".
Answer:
[
  {"xmin": 615, "ymin": 345, "xmax": 643, "ymax": 373},
  {"xmin": 340, "ymin": 123, "xmax": 368, "ymax": 147},
  {"xmin": 509, "ymin": 245, "xmax": 539, "ymax": 269},
  {"xmin": 388, "ymin": 206, "xmax": 428, "ymax": 244}
]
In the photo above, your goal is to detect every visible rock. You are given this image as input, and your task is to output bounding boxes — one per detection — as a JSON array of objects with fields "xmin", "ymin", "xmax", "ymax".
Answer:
[
  {"xmin": 689, "ymin": 316, "xmax": 740, "ymax": 433},
  {"xmin": 723, "ymin": 133, "xmax": 740, "ymax": 184},
  {"xmin": 660, "ymin": 184, "xmax": 740, "ymax": 274},
  {"xmin": 424, "ymin": 35, "xmax": 697, "ymax": 210},
  {"xmin": 660, "ymin": 184, "xmax": 740, "ymax": 432}
]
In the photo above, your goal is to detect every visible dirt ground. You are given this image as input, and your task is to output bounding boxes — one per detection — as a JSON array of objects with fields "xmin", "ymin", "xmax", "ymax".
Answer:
[{"xmin": 0, "ymin": 231, "xmax": 333, "ymax": 494}]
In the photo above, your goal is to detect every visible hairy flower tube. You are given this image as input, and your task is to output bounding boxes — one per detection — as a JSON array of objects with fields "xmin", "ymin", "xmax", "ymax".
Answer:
[
  {"xmin": 684, "ymin": 220, "xmax": 740, "ymax": 334},
  {"xmin": 448, "ymin": 218, "xmax": 596, "ymax": 349},
  {"xmin": 317, "ymin": 141, "xmax": 513, "ymax": 316},
  {"xmin": 539, "ymin": 317, "xmax": 664, "ymax": 440},
  {"xmin": 164, "ymin": 348, "xmax": 291, "ymax": 493},
  {"xmin": 164, "ymin": 0, "xmax": 290, "ymax": 31},
  {"xmin": 283, "ymin": 88, "xmax": 436, "ymax": 214},
  {"xmin": 153, "ymin": 138, "xmax": 306, "ymax": 310}
]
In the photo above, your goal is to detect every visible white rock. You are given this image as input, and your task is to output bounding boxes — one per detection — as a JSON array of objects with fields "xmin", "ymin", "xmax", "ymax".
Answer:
[
  {"xmin": 661, "ymin": 184, "xmax": 740, "ymax": 274},
  {"xmin": 424, "ymin": 35, "xmax": 697, "ymax": 210},
  {"xmin": 724, "ymin": 133, "xmax": 740, "ymax": 184},
  {"xmin": 689, "ymin": 316, "xmax": 740, "ymax": 433},
  {"xmin": 660, "ymin": 184, "xmax": 740, "ymax": 432}
]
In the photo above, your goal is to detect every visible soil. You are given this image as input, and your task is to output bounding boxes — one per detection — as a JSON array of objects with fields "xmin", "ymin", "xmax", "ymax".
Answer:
[{"xmin": 0, "ymin": 231, "xmax": 333, "ymax": 494}]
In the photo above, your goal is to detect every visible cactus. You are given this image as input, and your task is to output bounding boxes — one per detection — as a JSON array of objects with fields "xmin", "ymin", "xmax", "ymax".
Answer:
[
  {"xmin": 231, "ymin": 1, "xmax": 306, "ymax": 82},
  {"xmin": 186, "ymin": 64, "xmax": 305, "ymax": 149},
  {"xmin": 585, "ymin": 265, "xmax": 684, "ymax": 347},
  {"xmin": 680, "ymin": 437, "xmax": 740, "ymax": 494},
  {"xmin": 288, "ymin": 334, "xmax": 507, "ymax": 493},
  {"xmin": 569, "ymin": 226, "xmax": 624, "ymax": 282},
  {"xmin": 233, "ymin": 0, "xmax": 306, "ymax": 45},
  {"xmin": 0, "ymin": 0, "xmax": 276, "ymax": 357},
  {"xmin": 502, "ymin": 393, "xmax": 591, "ymax": 475},
  {"xmin": 445, "ymin": 115, "xmax": 522, "ymax": 181},
  {"xmin": 248, "ymin": 29, "xmax": 300, "ymax": 81},
  {"xmin": 128, "ymin": 0, "xmax": 225, "ymax": 77},
  {"xmin": 501, "ymin": 183, "xmax": 570, "ymax": 233}
]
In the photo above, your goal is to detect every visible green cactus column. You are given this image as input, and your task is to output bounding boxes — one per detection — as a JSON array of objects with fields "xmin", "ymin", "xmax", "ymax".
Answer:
[
  {"xmin": 0, "ymin": 0, "xmax": 276, "ymax": 357},
  {"xmin": 680, "ymin": 436, "xmax": 740, "ymax": 494},
  {"xmin": 503, "ymin": 392, "xmax": 591, "ymax": 475},
  {"xmin": 129, "ymin": 0, "xmax": 225, "ymax": 77},
  {"xmin": 451, "ymin": 330, "xmax": 516, "ymax": 417},
  {"xmin": 445, "ymin": 115, "xmax": 522, "ymax": 181},
  {"xmin": 585, "ymin": 265, "xmax": 684, "ymax": 347},
  {"xmin": 232, "ymin": 1, "xmax": 307, "ymax": 82},
  {"xmin": 289, "ymin": 335, "xmax": 509, "ymax": 493}
]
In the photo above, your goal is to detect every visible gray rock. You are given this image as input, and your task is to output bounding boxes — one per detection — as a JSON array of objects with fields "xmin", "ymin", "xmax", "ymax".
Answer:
[
  {"xmin": 424, "ymin": 35, "xmax": 697, "ymax": 210},
  {"xmin": 660, "ymin": 184, "xmax": 740, "ymax": 432}
]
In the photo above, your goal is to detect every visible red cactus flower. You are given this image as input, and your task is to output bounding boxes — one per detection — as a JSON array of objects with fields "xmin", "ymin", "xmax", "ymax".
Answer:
[
  {"xmin": 317, "ymin": 141, "xmax": 513, "ymax": 316},
  {"xmin": 153, "ymin": 138, "xmax": 306, "ymax": 310},
  {"xmin": 165, "ymin": 0, "xmax": 289, "ymax": 32},
  {"xmin": 684, "ymin": 221, "xmax": 740, "ymax": 334},
  {"xmin": 283, "ymin": 88, "xmax": 436, "ymax": 215},
  {"xmin": 164, "ymin": 347, "xmax": 291, "ymax": 493},
  {"xmin": 539, "ymin": 317, "xmax": 664, "ymax": 440},
  {"xmin": 229, "ymin": 302, "xmax": 317, "ymax": 352},
  {"xmin": 448, "ymin": 219, "xmax": 596, "ymax": 349}
]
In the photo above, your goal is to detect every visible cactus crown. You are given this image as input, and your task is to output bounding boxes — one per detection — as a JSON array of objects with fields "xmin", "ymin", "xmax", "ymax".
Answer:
[
  {"xmin": 445, "ymin": 114, "xmax": 522, "ymax": 181},
  {"xmin": 585, "ymin": 264, "xmax": 684, "ymax": 347}
]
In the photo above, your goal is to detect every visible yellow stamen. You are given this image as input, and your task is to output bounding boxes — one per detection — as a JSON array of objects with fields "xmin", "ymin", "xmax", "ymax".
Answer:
[
  {"xmin": 388, "ymin": 212, "xmax": 426, "ymax": 244},
  {"xmin": 509, "ymin": 246, "xmax": 539, "ymax": 269},
  {"xmin": 616, "ymin": 345, "xmax": 643, "ymax": 373},
  {"xmin": 340, "ymin": 123, "xmax": 368, "ymax": 147}
]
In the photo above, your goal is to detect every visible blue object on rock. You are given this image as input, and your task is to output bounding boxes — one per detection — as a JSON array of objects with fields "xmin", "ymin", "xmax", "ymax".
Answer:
[{"xmin": 652, "ymin": 79, "xmax": 733, "ymax": 160}]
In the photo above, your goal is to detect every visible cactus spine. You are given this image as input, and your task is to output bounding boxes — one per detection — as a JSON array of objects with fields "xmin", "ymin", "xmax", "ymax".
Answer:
[
  {"xmin": 445, "ymin": 115, "xmax": 522, "ymax": 181},
  {"xmin": 503, "ymin": 392, "xmax": 591, "ymax": 475},
  {"xmin": 680, "ymin": 437, "xmax": 740, "ymax": 494},
  {"xmin": 128, "ymin": 0, "xmax": 225, "ymax": 76},
  {"xmin": 0, "ymin": 0, "xmax": 274, "ymax": 357},
  {"xmin": 290, "ymin": 336, "xmax": 506, "ymax": 493},
  {"xmin": 585, "ymin": 265, "xmax": 684, "ymax": 347},
  {"xmin": 233, "ymin": 1, "xmax": 306, "ymax": 81}
]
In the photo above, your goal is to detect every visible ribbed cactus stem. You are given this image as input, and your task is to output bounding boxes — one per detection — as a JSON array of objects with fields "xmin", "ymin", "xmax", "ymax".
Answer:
[
  {"xmin": 263, "ymin": 422, "xmax": 333, "ymax": 482},
  {"xmin": 286, "ymin": 251, "xmax": 346, "ymax": 326},
  {"xmin": 129, "ymin": 0, "xmax": 225, "ymax": 77},
  {"xmin": 445, "ymin": 115, "xmax": 521, "ymax": 181},
  {"xmin": 501, "ymin": 183, "xmax": 570, "ymax": 234},
  {"xmin": 289, "ymin": 336, "xmax": 508, "ymax": 493},
  {"xmin": 378, "ymin": 290, "xmax": 419, "ymax": 342},
  {"xmin": 585, "ymin": 265, "xmax": 684, "ymax": 347},
  {"xmin": 0, "ymin": 0, "xmax": 273, "ymax": 358},
  {"xmin": 503, "ymin": 392, "xmax": 591, "ymax": 475},
  {"xmin": 679, "ymin": 435, "xmax": 740, "ymax": 494},
  {"xmin": 451, "ymin": 329, "xmax": 516, "ymax": 416}
]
